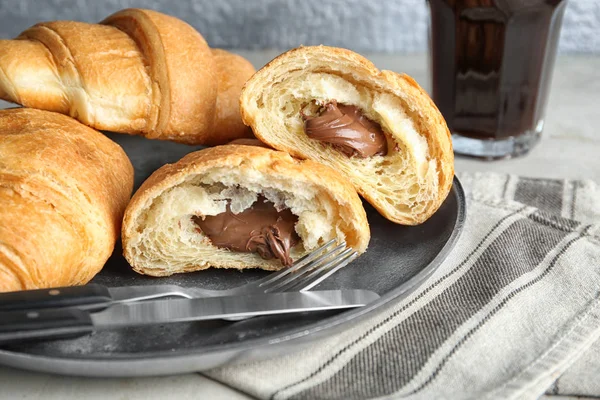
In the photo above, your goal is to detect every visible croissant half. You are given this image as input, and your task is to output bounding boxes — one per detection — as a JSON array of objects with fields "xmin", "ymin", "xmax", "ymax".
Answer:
[
  {"xmin": 240, "ymin": 46, "xmax": 454, "ymax": 225},
  {"xmin": 122, "ymin": 144, "xmax": 370, "ymax": 276},
  {"xmin": 0, "ymin": 8, "xmax": 255, "ymax": 144},
  {"xmin": 0, "ymin": 109, "xmax": 134, "ymax": 292}
]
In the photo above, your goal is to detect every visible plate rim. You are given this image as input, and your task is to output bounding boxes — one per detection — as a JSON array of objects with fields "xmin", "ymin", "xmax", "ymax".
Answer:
[{"xmin": 0, "ymin": 176, "xmax": 467, "ymax": 376}]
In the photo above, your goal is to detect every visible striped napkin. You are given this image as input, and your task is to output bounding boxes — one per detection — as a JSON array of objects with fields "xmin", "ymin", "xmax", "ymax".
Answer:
[{"xmin": 207, "ymin": 172, "xmax": 600, "ymax": 400}]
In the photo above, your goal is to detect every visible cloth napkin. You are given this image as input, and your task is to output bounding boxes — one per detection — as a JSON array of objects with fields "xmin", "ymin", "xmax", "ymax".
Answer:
[{"xmin": 207, "ymin": 172, "xmax": 600, "ymax": 400}]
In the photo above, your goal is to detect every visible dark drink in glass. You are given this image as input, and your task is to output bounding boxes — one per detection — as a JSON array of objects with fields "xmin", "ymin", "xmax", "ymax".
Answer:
[{"xmin": 428, "ymin": 0, "xmax": 567, "ymax": 159}]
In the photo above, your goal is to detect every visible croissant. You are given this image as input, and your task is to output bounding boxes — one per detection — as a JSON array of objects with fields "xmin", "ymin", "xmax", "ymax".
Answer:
[
  {"xmin": 0, "ymin": 8, "xmax": 255, "ymax": 145},
  {"xmin": 240, "ymin": 46, "xmax": 454, "ymax": 225},
  {"xmin": 0, "ymin": 108, "xmax": 134, "ymax": 292},
  {"xmin": 121, "ymin": 144, "xmax": 369, "ymax": 276}
]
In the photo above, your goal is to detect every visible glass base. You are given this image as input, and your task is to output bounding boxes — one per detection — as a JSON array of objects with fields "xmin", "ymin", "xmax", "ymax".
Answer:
[{"xmin": 451, "ymin": 123, "xmax": 543, "ymax": 160}]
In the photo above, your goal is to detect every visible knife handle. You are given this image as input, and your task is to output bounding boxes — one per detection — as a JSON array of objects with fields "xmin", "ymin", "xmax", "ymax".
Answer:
[
  {"xmin": 0, "ymin": 284, "xmax": 112, "ymax": 312},
  {"xmin": 0, "ymin": 308, "xmax": 94, "ymax": 345}
]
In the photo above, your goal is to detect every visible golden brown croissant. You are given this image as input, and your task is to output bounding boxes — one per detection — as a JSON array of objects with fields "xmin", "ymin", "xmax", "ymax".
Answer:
[
  {"xmin": 122, "ymin": 144, "xmax": 370, "ymax": 276},
  {"xmin": 240, "ymin": 46, "xmax": 454, "ymax": 225},
  {"xmin": 0, "ymin": 108, "xmax": 134, "ymax": 292},
  {"xmin": 0, "ymin": 8, "xmax": 255, "ymax": 145}
]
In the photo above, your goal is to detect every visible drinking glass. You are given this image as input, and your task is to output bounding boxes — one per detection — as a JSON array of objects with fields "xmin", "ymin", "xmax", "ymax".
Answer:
[{"xmin": 428, "ymin": 0, "xmax": 568, "ymax": 159}]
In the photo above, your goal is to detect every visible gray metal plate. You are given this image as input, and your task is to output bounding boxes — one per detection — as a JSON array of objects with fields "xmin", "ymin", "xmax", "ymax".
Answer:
[{"xmin": 0, "ymin": 133, "xmax": 466, "ymax": 377}]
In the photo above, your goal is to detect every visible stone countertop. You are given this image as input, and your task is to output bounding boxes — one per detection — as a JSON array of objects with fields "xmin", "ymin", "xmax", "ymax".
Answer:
[{"xmin": 1, "ymin": 53, "xmax": 599, "ymax": 400}]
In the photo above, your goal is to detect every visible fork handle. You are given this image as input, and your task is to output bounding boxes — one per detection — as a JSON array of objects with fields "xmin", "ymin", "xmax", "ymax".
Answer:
[{"xmin": 0, "ymin": 284, "xmax": 112, "ymax": 312}]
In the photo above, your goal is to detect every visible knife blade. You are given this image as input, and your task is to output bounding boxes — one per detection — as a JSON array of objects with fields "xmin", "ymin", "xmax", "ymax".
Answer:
[
  {"xmin": 0, "ymin": 289, "xmax": 379, "ymax": 345},
  {"xmin": 91, "ymin": 289, "xmax": 379, "ymax": 328}
]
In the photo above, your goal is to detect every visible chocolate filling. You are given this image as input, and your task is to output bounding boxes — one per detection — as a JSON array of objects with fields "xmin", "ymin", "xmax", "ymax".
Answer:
[
  {"xmin": 192, "ymin": 195, "xmax": 300, "ymax": 266},
  {"xmin": 301, "ymin": 100, "xmax": 388, "ymax": 157}
]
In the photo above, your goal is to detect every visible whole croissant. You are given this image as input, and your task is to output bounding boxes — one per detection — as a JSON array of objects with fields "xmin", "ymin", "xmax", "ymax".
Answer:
[
  {"xmin": 0, "ymin": 108, "xmax": 134, "ymax": 292},
  {"xmin": 0, "ymin": 8, "xmax": 256, "ymax": 145}
]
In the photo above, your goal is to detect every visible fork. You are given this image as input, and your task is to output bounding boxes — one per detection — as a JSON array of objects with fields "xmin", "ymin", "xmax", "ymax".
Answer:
[
  {"xmin": 0, "ymin": 240, "xmax": 359, "ymax": 312},
  {"xmin": 111, "ymin": 239, "xmax": 358, "ymax": 301}
]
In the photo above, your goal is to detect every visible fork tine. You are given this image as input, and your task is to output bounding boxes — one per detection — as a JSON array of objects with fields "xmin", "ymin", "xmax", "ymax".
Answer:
[
  {"xmin": 295, "ymin": 251, "xmax": 359, "ymax": 292},
  {"xmin": 271, "ymin": 249, "xmax": 358, "ymax": 293},
  {"xmin": 253, "ymin": 239, "xmax": 337, "ymax": 287},
  {"xmin": 263, "ymin": 248, "xmax": 354, "ymax": 293},
  {"xmin": 260, "ymin": 242, "xmax": 348, "ymax": 292}
]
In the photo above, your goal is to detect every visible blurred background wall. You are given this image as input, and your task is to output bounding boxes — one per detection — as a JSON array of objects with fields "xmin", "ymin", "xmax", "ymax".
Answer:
[{"xmin": 0, "ymin": 0, "xmax": 597, "ymax": 53}]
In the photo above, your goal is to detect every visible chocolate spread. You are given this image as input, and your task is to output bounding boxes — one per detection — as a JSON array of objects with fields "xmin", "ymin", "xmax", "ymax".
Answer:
[
  {"xmin": 301, "ymin": 100, "xmax": 388, "ymax": 157},
  {"xmin": 193, "ymin": 196, "xmax": 300, "ymax": 266}
]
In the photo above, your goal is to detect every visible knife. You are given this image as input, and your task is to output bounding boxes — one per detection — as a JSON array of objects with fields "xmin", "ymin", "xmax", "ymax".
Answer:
[
  {"xmin": 1, "ymin": 283, "xmax": 362, "ymax": 312},
  {"xmin": 0, "ymin": 289, "xmax": 379, "ymax": 345}
]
